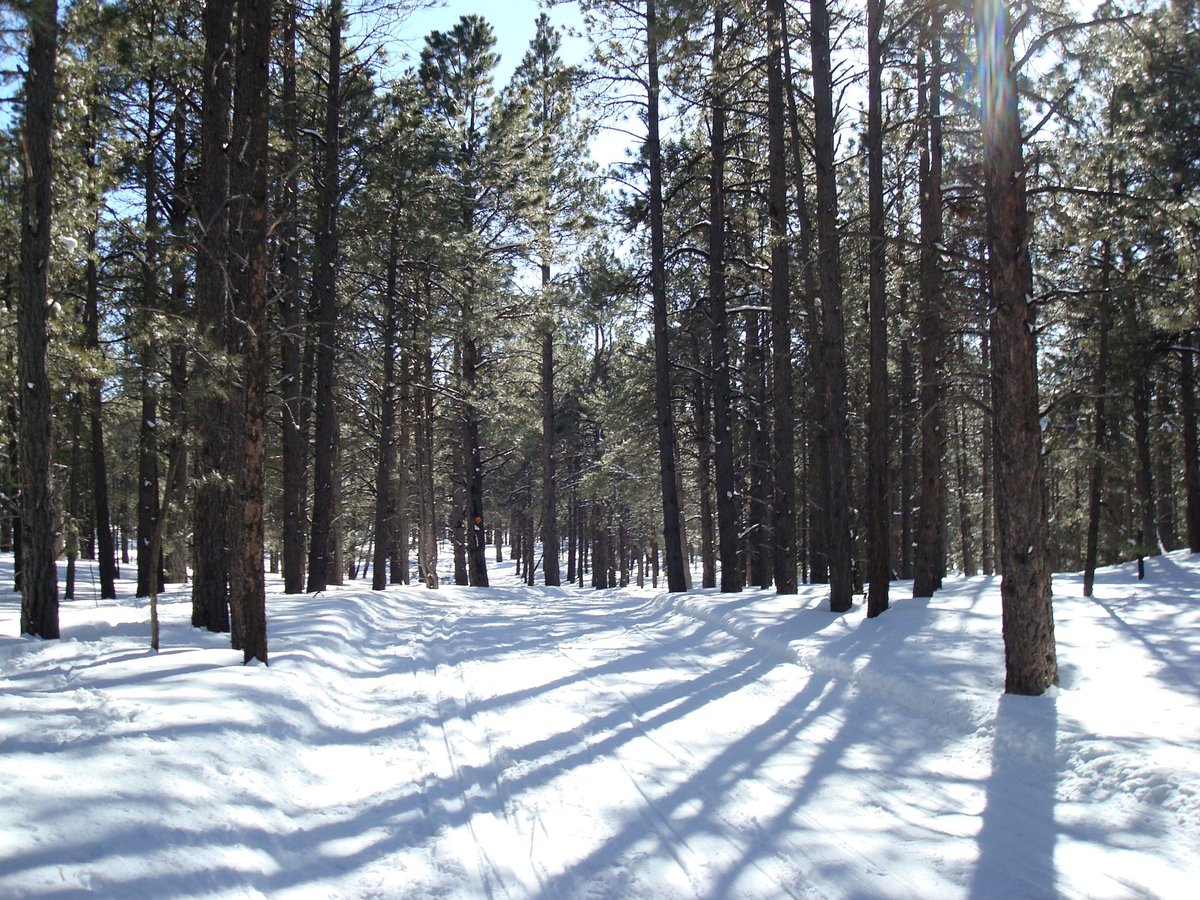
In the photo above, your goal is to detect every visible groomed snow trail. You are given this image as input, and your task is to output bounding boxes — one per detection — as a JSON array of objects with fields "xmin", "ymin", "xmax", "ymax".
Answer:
[{"xmin": 2, "ymin": 553, "xmax": 1198, "ymax": 898}]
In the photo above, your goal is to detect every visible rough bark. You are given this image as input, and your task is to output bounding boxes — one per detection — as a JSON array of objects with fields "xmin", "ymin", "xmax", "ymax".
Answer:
[
  {"xmin": 278, "ymin": 0, "xmax": 307, "ymax": 594},
  {"xmin": 17, "ymin": 0, "xmax": 60, "ymax": 638},
  {"xmin": 782, "ymin": 1, "xmax": 826, "ymax": 586},
  {"xmin": 768, "ymin": 0, "xmax": 796, "ymax": 595},
  {"xmin": 809, "ymin": 0, "xmax": 854, "ymax": 612},
  {"xmin": 136, "ymin": 71, "xmax": 162, "ymax": 600},
  {"xmin": 306, "ymin": 0, "xmax": 343, "ymax": 593},
  {"xmin": 372, "ymin": 230, "xmax": 400, "ymax": 591},
  {"xmin": 913, "ymin": 24, "xmax": 945, "ymax": 599},
  {"xmin": 227, "ymin": 0, "xmax": 272, "ymax": 663},
  {"xmin": 192, "ymin": 0, "xmax": 233, "ymax": 631},
  {"xmin": 709, "ymin": 4, "xmax": 741, "ymax": 594},
  {"xmin": 865, "ymin": 0, "xmax": 889, "ymax": 615},
  {"xmin": 85, "ymin": 199, "xmax": 117, "ymax": 599},
  {"xmin": 1183, "ymin": 330, "xmax": 1200, "ymax": 552},
  {"xmin": 541, "ymin": 307, "xmax": 561, "ymax": 586},
  {"xmin": 645, "ymin": 0, "xmax": 687, "ymax": 592},
  {"xmin": 977, "ymin": 0, "xmax": 1057, "ymax": 695}
]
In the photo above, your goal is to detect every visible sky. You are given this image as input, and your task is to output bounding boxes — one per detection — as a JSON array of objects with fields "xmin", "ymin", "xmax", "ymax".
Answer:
[{"xmin": 391, "ymin": 0, "xmax": 590, "ymax": 89}]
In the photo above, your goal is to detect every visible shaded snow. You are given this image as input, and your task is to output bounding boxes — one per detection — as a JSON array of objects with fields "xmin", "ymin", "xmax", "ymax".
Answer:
[{"xmin": 1, "ymin": 550, "xmax": 1197, "ymax": 898}]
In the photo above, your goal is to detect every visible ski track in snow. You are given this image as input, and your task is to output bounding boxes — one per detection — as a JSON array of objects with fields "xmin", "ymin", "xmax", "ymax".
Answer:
[{"xmin": 1, "ymin": 551, "xmax": 1198, "ymax": 898}]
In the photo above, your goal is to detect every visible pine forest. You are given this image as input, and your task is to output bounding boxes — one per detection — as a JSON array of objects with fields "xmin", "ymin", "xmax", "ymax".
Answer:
[{"xmin": 4, "ymin": 0, "xmax": 1200, "ymax": 702}]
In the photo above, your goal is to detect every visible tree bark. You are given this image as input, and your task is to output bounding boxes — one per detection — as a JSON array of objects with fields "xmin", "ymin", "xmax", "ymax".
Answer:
[
  {"xmin": 768, "ymin": 0, "xmax": 796, "ymax": 595},
  {"xmin": 136, "ymin": 70, "xmax": 162, "ymax": 600},
  {"xmin": 809, "ymin": 0, "xmax": 854, "ymax": 612},
  {"xmin": 373, "ymin": 228, "xmax": 400, "ymax": 591},
  {"xmin": 306, "ymin": 0, "xmax": 343, "ymax": 592},
  {"xmin": 192, "ymin": 0, "xmax": 233, "ymax": 630},
  {"xmin": 278, "ymin": 0, "xmax": 307, "ymax": 594},
  {"xmin": 708, "ymin": 4, "xmax": 741, "ymax": 594},
  {"xmin": 645, "ymin": 0, "xmax": 687, "ymax": 592},
  {"xmin": 977, "ymin": 0, "xmax": 1057, "ymax": 695},
  {"xmin": 17, "ymin": 0, "xmax": 59, "ymax": 638},
  {"xmin": 227, "ymin": 0, "xmax": 272, "ymax": 663},
  {"xmin": 1183, "ymin": 330, "xmax": 1200, "ymax": 552},
  {"xmin": 541, "ymin": 307, "xmax": 561, "ymax": 585},
  {"xmin": 865, "ymin": 0, "xmax": 889, "ymax": 615}
]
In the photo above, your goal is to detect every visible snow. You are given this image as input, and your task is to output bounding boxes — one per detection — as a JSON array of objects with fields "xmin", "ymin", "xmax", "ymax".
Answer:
[{"xmin": 2, "ymin": 550, "xmax": 1198, "ymax": 899}]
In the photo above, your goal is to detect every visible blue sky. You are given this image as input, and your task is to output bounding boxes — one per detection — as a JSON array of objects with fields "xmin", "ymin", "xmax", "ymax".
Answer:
[{"xmin": 391, "ymin": 0, "xmax": 589, "ymax": 88}]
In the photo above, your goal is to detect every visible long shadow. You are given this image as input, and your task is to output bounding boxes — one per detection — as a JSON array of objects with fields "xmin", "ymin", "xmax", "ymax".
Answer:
[{"xmin": 969, "ymin": 695, "xmax": 1060, "ymax": 899}]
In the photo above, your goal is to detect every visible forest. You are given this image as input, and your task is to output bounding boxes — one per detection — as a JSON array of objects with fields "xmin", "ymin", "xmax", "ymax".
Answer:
[{"xmin": 3, "ymin": 0, "xmax": 1198, "ymax": 697}]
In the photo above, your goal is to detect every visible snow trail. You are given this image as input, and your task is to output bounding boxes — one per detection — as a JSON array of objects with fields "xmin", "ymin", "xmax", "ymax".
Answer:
[{"xmin": 2, "ymin": 552, "xmax": 1198, "ymax": 897}]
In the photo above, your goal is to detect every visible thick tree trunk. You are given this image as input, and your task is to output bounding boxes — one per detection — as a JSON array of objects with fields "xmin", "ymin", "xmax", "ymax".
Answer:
[
  {"xmin": 306, "ymin": 0, "xmax": 343, "ymax": 593},
  {"xmin": 227, "ymin": 0, "xmax": 272, "ymax": 663},
  {"xmin": 17, "ymin": 0, "xmax": 59, "ymax": 638},
  {"xmin": 865, "ymin": 0, "xmax": 889, "ymax": 615},
  {"xmin": 913, "ymin": 26, "xmax": 945, "ymax": 599},
  {"xmin": 279, "ymin": 0, "xmax": 307, "ymax": 594},
  {"xmin": 192, "ymin": 0, "xmax": 233, "ymax": 631},
  {"xmin": 708, "ymin": 4, "xmax": 741, "ymax": 594},
  {"xmin": 781, "ymin": 2, "xmax": 826, "ymax": 586},
  {"xmin": 768, "ymin": 0, "xmax": 796, "ymax": 595},
  {"xmin": 977, "ymin": 0, "xmax": 1058, "ymax": 695},
  {"xmin": 645, "ymin": 0, "xmax": 687, "ymax": 592},
  {"xmin": 809, "ymin": 0, "xmax": 854, "ymax": 612}
]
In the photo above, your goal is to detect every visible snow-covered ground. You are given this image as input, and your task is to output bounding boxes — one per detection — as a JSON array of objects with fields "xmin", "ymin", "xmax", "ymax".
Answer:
[{"xmin": 1, "ymin": 549, "xmax": 1197, "ymax": 899}]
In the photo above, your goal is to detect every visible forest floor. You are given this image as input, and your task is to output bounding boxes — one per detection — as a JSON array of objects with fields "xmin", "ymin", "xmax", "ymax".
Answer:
[{"xmin": 1, "ymin": 548, "xmax": 1197, "ymax": 898}]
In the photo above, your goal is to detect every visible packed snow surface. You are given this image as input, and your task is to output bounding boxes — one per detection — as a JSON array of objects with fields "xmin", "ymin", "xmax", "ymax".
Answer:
[{"xmin": 2, "ymin": 550, "xmax": 1198, "ymax": 898}]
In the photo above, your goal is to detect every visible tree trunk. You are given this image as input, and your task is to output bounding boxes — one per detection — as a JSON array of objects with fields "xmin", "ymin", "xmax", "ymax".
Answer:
[
  {"xmin": 782, "ymin": 2, "xmax": 826, "ymax": 587},
  {"xmin": 17, "ymin": 0, "xmax": 60, "ymax": 638},
  {"xmin": 809, "ymin": 0, "xmax": 854, "ymax": 612},
  {"xmin": 136, "ymin": 72, "xmax": 162, "ymax": 600},
  {"xmin": 417, "ymin": 341, "xmax": 439, "ymax": 588},
  {"xmin": 708, "ymin": 3, "xmax": 741, "ymax": 594},
  {"xmin": 768, "ymin": 0, "xmax": 796, "ymax": 595},
  {"xmin": 1128, "ymin": 296, "xmax": 1160, "ymax": 557},
  {"xmin": 279, "ymin": 0, "xmax": 307, "ymax": 594},
  {"xmin": 306, "ymin": 0, "xmax": 343, "ymax": 593},
  {"xmin": 865, "ymin": 0, "xmax": 889, "ymax": 615},
  {"xmin": 977, "ymin": 0, "xmax": 1057, "ymax": 695},
  {"xmin": 1182, "ymin": 330, "xmax": 1200, "ymax": 552},
  {"xmin": 84, "ymin": 191, "xmax": 117, "ymax": 599},
  {"xmin": 913, "ymin": 24, "xmax": 945, "ymax": 599},
  {"xmin": 164, "ymin": 79, "xmax": 189, "ymax": 587},
  {"xmin": 227, "ymin": 0, "xmax": 272, "ymax": 663},
  {"xmin": 373, "ymin": 231, "xmax": 400, "ymax": 591},
  {"xmin": 192, "ymin": 0, "xmax": 233, "ymax": 630},
  {"xmin": 541, "ymin": 316, "xmax": 561, "ymax": 585},
  {"xmin": 1083, "ymin": 275, "xmax": 1110, "ymax": 597},
  {"xmin": 645, "ymin": 0, "xmax": 687, "ymax": 592},
  {"xmin": 463, "ymin": 333, "xmax": 490, "ymax": 587},
  {"xmin": 1156, "ymin": 367, "xmax": 1178, "ymax": 551},
  {"xmin": 747, "ymin": 311, "xmax": 773, "ymax": 588},
  {"xmin": 693, "ymin": 353, "xmax": 716, "ymax": 589}
]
